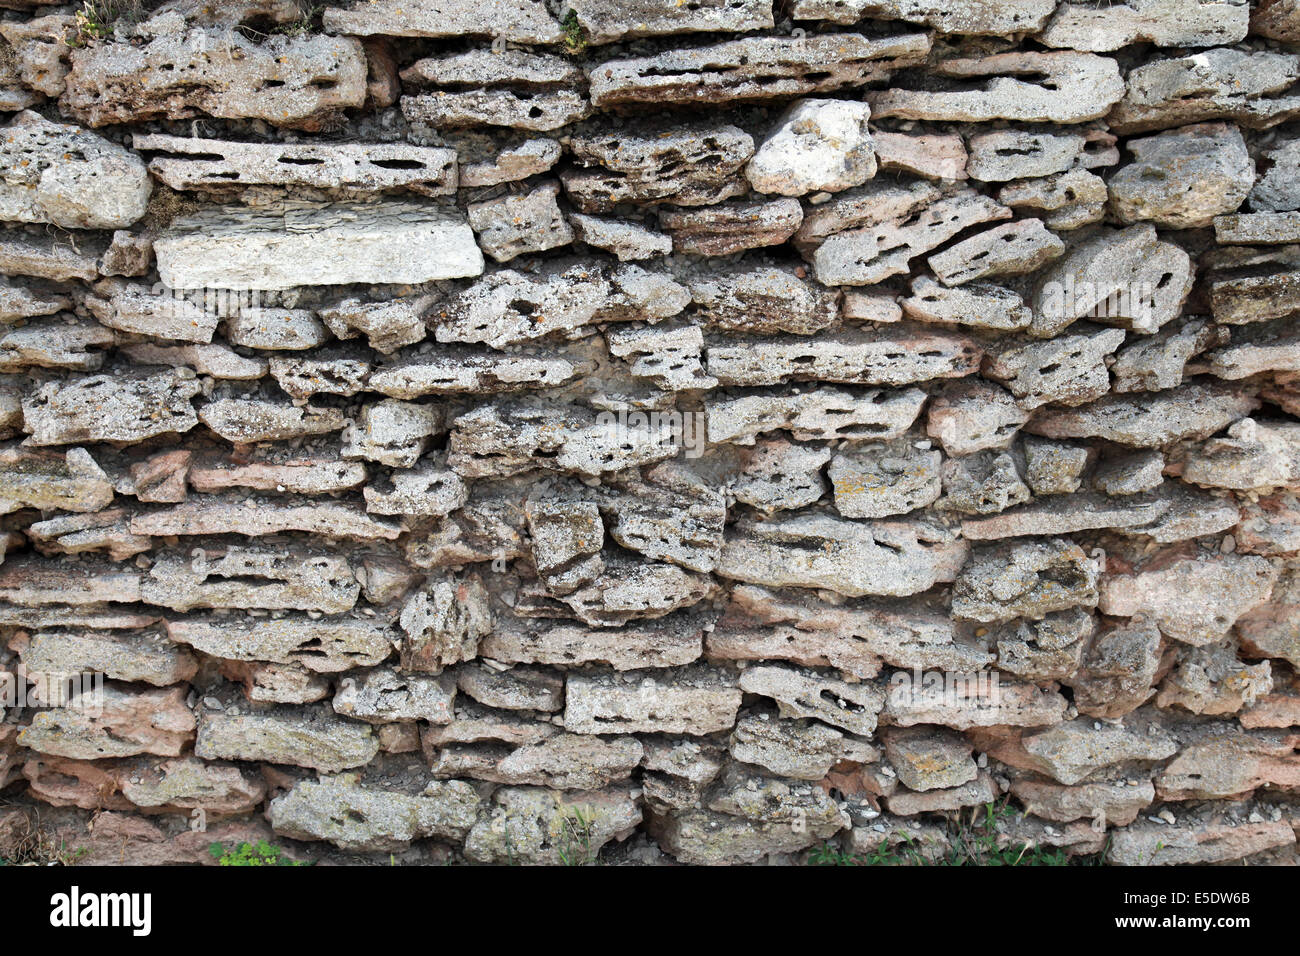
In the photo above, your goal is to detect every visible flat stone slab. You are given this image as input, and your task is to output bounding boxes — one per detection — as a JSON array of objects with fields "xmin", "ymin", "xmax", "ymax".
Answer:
[{"xmin": 154, "ymin": 201, "xmax": 483, "ymax": 290}]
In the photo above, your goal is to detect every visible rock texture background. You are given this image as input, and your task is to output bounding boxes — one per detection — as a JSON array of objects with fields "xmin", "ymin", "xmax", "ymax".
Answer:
[{"xmin": 0, "ymin": 0, "xmax": 1299, "ymax": 866}]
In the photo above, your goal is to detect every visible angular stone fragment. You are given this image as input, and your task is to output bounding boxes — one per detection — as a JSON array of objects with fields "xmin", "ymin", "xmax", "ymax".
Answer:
[
  {"xmin": 828, "ymin": 439, "xmax": 942, "ymax": 519},
  {"xmin": 1108, "ymin": 123, "xmax": 1253, "ymax": 229},
  {"xmin": 659, "ymin": 198, "xmax": 802, "ymax": 257},
  {"xmin": 62, "ymin": 31, "xmax": 367, "ymax": 130},
  {"xmin": 1248, "ymin": 136, "xmax": 1300, "ymax": 212},
  {"xmin": 650, "ymin": 784, "xmax": 846, "ymax": 864},
  {"xmin": 882, "ymin": 726, "xmax": 976, "ymax": 792},
  {"xmin": 561, "ymin": 559, "xmax": 713, "ymax": 626},
  {"xmin": 883, "ymin": 676, "xmax": 1065, "ymax": 730},
  {"xmin": 0, "ymin": 231, "xmax": 99, "ymax": 282},
  {"xmin": 189, "ymin": 450, "xmax": 365, "ymax": 495},
  {"xmin": 227, "ymin": 309, "xmax": 330, "ymax": 351},
  {"xmin": 928, "ymin": 219, "xmax": 1063, "ymax": 287},
  {"xmin": 952, "ymin": 538, "xmax": 1100, "ymax": 623},
  {"xmin": 0, "ymin": 15, "xmax": 72, "ymax": 99},
  {"xmin": 401, "ymin": 50, "xmax": 589, "ymax": 131},
  {"xmin": 456, "ymin": 664, "xmax": 563, "ymax": 713},
  {"xmin": 199, "ymin": 399, "xmax": 344, "ymax": 444},
  {"xmin": 926, "ymin": 379, "xmax": 1028, "ymax": 455},
  {"xmin": 565, "ymin": 667, "xmax": 741, "ymax": 736},
  {"xmin": 363, "ymin": 461, "xmax": 467, "ymax": 518},
  {"xmin": 599, "ymin": 476, "xmax": 725, "ymax": 573},
  {"xmin": 370, "ymin": 348, "xmax": 583, "ymax": 399},
  {"xmin": 1110, "ymin": 318, "xmax": 1227, "ymax": 392},
  {"xmin": 323, "ymin": 0, "xmax": 563, "ymax": 41},
  {"xmin": 1237, "ymin": 567, "xmax": 1300, "ymax": 668},
  {"xmin": 120, "ymin": 342, "xmax": 268, "ymax": 381},
  {"xmin": 166, "ymin": 612, "xmax": 392, "ymax": 673},
  {"xmin": 791, "ymin": 0, "xmax": 1055, "ymax": 34},
  {"xmin": 1031, "ymin": 224, "xmax": 1193, "ymax": 336},
  {"xmin": 707, "ymin": 326, "xmax": 980, "ymax": 388},
  {"xmin": 433, "ymin": 262, "xmax": 687, "ymax": 348},
  {"xmin": 1172, "ymin": 419, "xmax": 1300, "ymax": 493},
  {"xmin": 868, "ymin": 52, "xmax": 1124, "ymax": 124},
  {"xmin": 1022, "ymin": 436, "xmax": 1089, "ymax": 496},
  {"xmin": 449, "ymin": 402, "xmax": 679, "ymax": 478},
  {"xmin": 0, "ymin": 555, "xmax": 142, "ymax": 606},
  {"xmin": 731, "ymin": 438, "xmax": 831, "ymax": 513},
  {"xmin": 128, "ymin": 495, "xmax": 398, "ymax": 542},
  {"xmin": 885, "ymin": 771, "xmax": 998, "ymax": 816},
  {"xmin": 196, "ymin": 708, "xmax": 377, "ymax": 773},
  {"xmin": 332, "ymin": 666, "xmax": 455, "ymax": 725},
  {"xmin": 730, "ymin": 712, "xmax": 867, "ymax": 781},
  {"xmin": 719, "ymin": 513, "xmax": 965, "ymax": 598},
  {"xmin": 710, "ymin": 584, "xmax": 990, "ymax": 678},
  {"xmin": 1092, "ymin": 449, "xmax": 1164, "ymax": 496},
  {"xmin": 1009, "ymin": 779, "xmax": 1153, "ymax": 827},
  {"xmin": 1027, "ymin": 381, "xmax": 1258, "ymax": 447},
  {"xmin": 813, "ymin": 189, "xmax": 1011, "ymax": 286},
  {"xmin": 939, "ymin": 451, "xmax": 1030, "ymax": 516},
  {"xmin": 1, "ymin": 111, "xmax": 150, "ymax": 229},
  {"xmin": 0, "ymin": 280, "xmax": 68, "ymax": 323},
  {"xmin": 20, "ymin": 685, "xmax": 194, "ymax": 760},
  {"xmin": 399, "ymin": 571, "xmax": 492, "ymax": 674},
  {"xmin": 873, "ymin": 130, "xmax": 967, "ymax": 180},
  {"xmin": 464, "ymin": 786, "xmax": 641, "ymax": 865},
  {"xmin": 901, "ymin": 277, "xmax": 1031, "ymax": 332},
  {"xmin": 84, "ymin": 281, "xmax": 216, "ymax": 344},
  {"xmin": 23, "ymin": 368, "xmax": 200, "ymax": 446},
  {"xmin": 992, "ymin": 607, "xmax": 1092, "ymax": 681},
  {"xmin": 966, "ymin": 130, "xmax": 1087, "ymax": 183},
  {"xmin": 341, "ymin": 400, "xmax": 443, "ymax": 469},
  {"xmin": 1109, "ymin": 49, "xmax": 1300, "ymax": 135},
  {"xmin": 1067, "ymin": 618, "xmax": 1164, "ymax": 718},
  {"xmin": 1041, "ymin": 0, "xmax": 1248, "ymax": 50},
  {"xmin": 985, "ymin": 327, "xmax": 1125, "ymax": 410},
  {"xmin": 568, "ymin": 214, "xmax": 671, "ymax": 261},
  {"xmin": 482, "ymin": 611, "xmax": 707, "ymax": 670},
  {"xmin": 155, "ymin": 201, "xmax": 482, "ymax": 291},
  {"xmin": 747, "ymin": 99, "xmax": 876, "ymax": 197},
  {"xmin": 1099, "ymin": 548, "xmax": 1278, "ymax": 646},
  {"xmin": 268, "ymin": 356, "xmax": 369, "ymax": 401},
  {"xmin": 0, "ymin": 444, "xmax": 113, "ymax": 513},
  {"xmin": 561, "ymin": 126, "xmax": 754, "ymax": 213},
  {"xmin": 143, "ymin": 547, "xmax": 359, "ymax": 613},
  {"xmin": 1108, "ymin": 817, "xmax": 1295, "ymax": 866},
  {"xmin": 686, "ymin": 265, "xmax": 838, "ymax": 336},
  {"xmin": 490, "ymin": 734, "xmax": 643, "ymax": 790},
  {"xmin": 794, "ymin": 179, "xmax": 940, "ymax": 253},
  {"xmin": 1019, "ymin": 720, "xmax": 1178, "ymax": 785},
  {"xmin": 999, "ymin": 169, "xmax": 1108, "ymax": 230},
  {"xmin": 467, "ymin": 181, "xmax": 574, "ymax": 263},
  {"xmin": 738, "ymin": 664, "xmax": 884, "ymax": 736},
  {"xmin": 1213, "ymin": 211, "xmax": 1300, "ymax": 245},
  {"xmin": 0, "ymin": 318, "xmax": 114, "ymax": 372},
  {"xmin": 587, "ymin": 33, "xmax": 931, "ymax": 108},
  {"xmin": 17, "ymin": 627, "xmax": 195, "ymax": 687},
  {"xmin": 1156, "ymin": 642, "xmax": 1272, "ymax": 716},
  {"xmin": 270, "ymin": 772, "xmax": 478, "ymax": 852},
  {"xmin": 1119, "ymin": 482, "xmax": 1241, "ymax": 544},
  {"xmin": 606, "ymin": 325, "xmax": 715, "ymax": 391},
  {"xmin": 566, "ymin": 0, "xmax": 773, "ymax": 42},
  {"xmin": 134, "ymin": 134, "xmax": 457, "ymax": 195}
]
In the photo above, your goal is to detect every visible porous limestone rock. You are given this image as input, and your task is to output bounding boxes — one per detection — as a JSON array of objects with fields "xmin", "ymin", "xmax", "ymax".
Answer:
[
  {"xmin": 1, "ymin": 111, "xmax": 151, "ymax": 229},
  {"xmin": 62, "ymin": 31, "xmax": 368, "ymax": 130},
  {"xmin": 746, "ymin": 99, "xmax": 877, "ymax": 197},
  {"xmin": 1107, "ymin": 123, "xmax": 1253, "ymax": 230}
]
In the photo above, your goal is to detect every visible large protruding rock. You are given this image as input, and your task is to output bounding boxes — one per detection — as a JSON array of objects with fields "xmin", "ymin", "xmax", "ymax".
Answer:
[{"xmin": 1, "ymin": 111, "xmax": 150, "ymax": 229}]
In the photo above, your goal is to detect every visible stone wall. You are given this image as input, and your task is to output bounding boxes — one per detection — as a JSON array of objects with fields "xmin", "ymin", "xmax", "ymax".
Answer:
[{"xmin": 0, "ymin": 0, "xmax": 1298, "ymax": 866}]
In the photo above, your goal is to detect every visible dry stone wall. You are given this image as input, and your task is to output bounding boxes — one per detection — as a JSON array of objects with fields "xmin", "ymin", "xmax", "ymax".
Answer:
[{"xmin": 0, "ymin": 0, "xmax": 1298, "ymax": 866}]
